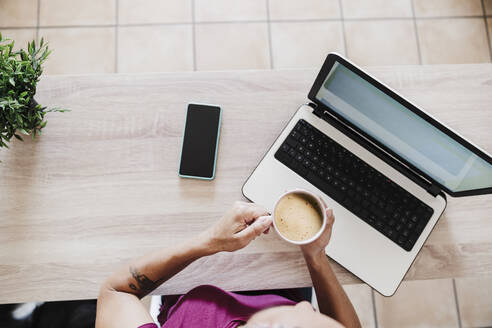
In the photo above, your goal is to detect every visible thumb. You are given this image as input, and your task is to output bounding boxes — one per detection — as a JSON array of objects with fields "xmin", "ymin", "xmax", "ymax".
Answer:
[
  {"xmin": 326, "ymin": 208, "xmax": 334, "ymax": 227},
  {"xmin": 236, "ymin": 215, "xmax": 273, "ymax": 242}
]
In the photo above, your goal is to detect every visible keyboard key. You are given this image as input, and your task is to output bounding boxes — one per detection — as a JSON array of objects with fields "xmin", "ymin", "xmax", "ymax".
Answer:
[
  {"xmin": 285, "ymin": 137, "xmax": 297, "ymax": 148},
  {"xmin": 385, "ymin": 203, "xmax": 395, "ymax": 213},
  {"xmin": 384, "ymin": 227, "xmax": 395, "ymax": 239},
  {"xmin": 275, "ymin": 151, "xmax": 291, "ymax": 165},
  {"xmin": 297, "ymin": 166, "xmax": 308, "ymax": 176},
  {"xmin": 290, "ymin": 130, "xmax": 300, "ymax": 140}
]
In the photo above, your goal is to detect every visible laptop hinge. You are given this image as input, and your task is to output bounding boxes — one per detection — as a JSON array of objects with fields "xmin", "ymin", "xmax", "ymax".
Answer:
[
  {"xmin": 309, "ymin": 102, "xmax": 324, "ymax": 118},
  {"xmin": 427, "ymin": 183, "xmax": 441, "ymax": 197}
]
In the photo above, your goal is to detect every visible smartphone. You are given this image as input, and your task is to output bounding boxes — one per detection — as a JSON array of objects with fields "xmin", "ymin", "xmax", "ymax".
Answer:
[{"xmin": 178, "ymin": 103, "xmax": 222, "ymax": 180}]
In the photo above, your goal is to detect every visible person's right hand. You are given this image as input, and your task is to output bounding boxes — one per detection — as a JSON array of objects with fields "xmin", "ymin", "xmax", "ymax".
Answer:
[
  {"xmin": 300, "ymin": 207, "xmax": 335, "ymax": 261},
  {"xmin": 203, "ymin": 201, "xmax": 272, "ymax": 253}
]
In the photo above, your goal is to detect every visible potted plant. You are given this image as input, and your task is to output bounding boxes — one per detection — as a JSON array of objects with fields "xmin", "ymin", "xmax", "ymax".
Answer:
[{"xmin": 0, "ymin": 33, "xmax": 67, "ymax": 150}]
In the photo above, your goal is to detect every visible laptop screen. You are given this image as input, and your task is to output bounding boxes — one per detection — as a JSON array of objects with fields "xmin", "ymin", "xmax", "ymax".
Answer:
[{"xmin": 315, "ymin": 61, "xmax": 492, "ymax": 193}]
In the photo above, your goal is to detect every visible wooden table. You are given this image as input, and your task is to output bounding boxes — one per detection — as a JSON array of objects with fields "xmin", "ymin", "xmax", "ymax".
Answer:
[{"xmin": 1, "ymin": 65, "xmax": 491, "ymax": 304}]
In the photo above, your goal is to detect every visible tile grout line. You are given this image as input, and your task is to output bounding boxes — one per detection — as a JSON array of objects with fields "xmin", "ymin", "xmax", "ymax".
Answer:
[
  {"xmin": 114, "ymin": 0, "xmax": 119, "ymax": 73},
  {"xmin": 452, "ymin": 279, "xmax": 463, "ymax": 328},
  {"xmin": 5, "ymin": 14, "xmax": 492, "ymax": 31},
  {"xmin": 410, "ymin": 0, "xmax": 423, "ymax": 65},
  {"xmin": 36, "ymin": 0, "xmax": 40, "ymax": 43},
  {"xmin": 191, "ymin": 0, "xmax": 197, "ymax": 71},
  {"xmin": 371, "ymin": 288, "xmax": 379, "ymax": 328},
  {"xmin": 337, "ymin": 0, "xmax": 348, "ymax": 57},
  {"xmin": 481, "ymin": 0, "xmax": 492, "ymax": 62},
  {"xmin": 265, "ymin": 0, "xmax": 274, "ymax": 69}
]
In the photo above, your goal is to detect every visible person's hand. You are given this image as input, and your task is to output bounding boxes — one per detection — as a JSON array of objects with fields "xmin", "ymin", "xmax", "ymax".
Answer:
[
  {"xmin": 300, "ymin": 205, "xmax": 335, "ymax": 262},
  {"xmin": 203, "ymin": 201, "xmax": 272, "ymax": 253}
]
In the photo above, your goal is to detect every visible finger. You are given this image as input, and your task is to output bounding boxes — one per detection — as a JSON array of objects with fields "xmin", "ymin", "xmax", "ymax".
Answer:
[
  {"xmin": 323, "ymin": 209, "xmax": 335, "ymax": 238},
  {"xmin": 318, "ymin": 196, "xmax": 328, "ymax": 210},
  {"xmin": 325, "ymin": 208, "xmax": 335, "ymax": 226},
  {"xmin": 263, "ymin": 227, "xmax": 270, "ymax": 234},
  {"xmin": 326, "ymin": 208, "xmax": 334, "ymax": 217},
  {"xmin": 242, "ymin": 203, "xmax": 269, "ymax": 223},
  {"xmin": 235, "ymin": 215, "xmax": 272, "ymax": 242}
]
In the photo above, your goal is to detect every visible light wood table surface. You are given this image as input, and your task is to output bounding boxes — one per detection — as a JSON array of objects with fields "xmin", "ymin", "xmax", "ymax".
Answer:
[{"xmin": 1, "ymin": 64, "xmax": 491, "ymax": 304}]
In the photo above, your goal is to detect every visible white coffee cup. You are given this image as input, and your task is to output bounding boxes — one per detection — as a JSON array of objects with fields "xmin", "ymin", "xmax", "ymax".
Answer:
[{"xmin": 270, "ymin": 189, "xmax": 327, "ymax": 245}]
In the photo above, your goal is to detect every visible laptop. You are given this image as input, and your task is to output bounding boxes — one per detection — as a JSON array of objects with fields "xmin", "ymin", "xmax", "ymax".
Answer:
[{"xmin": 242, "ymin": 53, "xmax": 492, "ymax": 296}]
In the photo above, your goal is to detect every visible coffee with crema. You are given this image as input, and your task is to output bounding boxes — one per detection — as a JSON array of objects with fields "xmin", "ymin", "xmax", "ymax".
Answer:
[{"xmin": 274, "ymin": 193, "xmax": 323, "ymax": 241}]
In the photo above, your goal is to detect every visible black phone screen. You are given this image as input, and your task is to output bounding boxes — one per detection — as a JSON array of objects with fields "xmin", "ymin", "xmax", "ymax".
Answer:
[{"xmin": 179, "ymin": 104, "xmax": 221, "ymax": 179}]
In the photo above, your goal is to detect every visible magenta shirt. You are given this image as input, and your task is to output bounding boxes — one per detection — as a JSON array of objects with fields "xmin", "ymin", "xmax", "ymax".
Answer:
[{"xmin": 139, "ymin": 285, "xmax": 296, "ymax": 328}]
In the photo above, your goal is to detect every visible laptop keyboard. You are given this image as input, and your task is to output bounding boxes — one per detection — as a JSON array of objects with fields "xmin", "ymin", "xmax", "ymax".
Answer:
[{"xmin": 274, "ymin": 119, "xmax": 434, "ymax": 252}]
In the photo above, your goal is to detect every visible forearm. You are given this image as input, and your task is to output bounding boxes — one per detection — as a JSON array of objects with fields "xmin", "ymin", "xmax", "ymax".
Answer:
[
  {"xmin": 103, "ymin": 233, "xmax": 216, "ymax": 298},
  {"xmin": 304, "ymin": 253, "xmax": 361, "ymax": 328}
]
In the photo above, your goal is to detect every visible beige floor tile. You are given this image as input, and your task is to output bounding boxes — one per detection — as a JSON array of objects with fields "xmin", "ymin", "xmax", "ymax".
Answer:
[
  {"xmin": 270, "ymin": 21, "xmax": 344, "ymax": 69},
  {"xmin": 269, "ymin": 0, "xmax": 340, "ymax": 20},
  {"xmin": 417, "ymin": 18, "xmax": 490, "ymax": 64},
  {"xmin": 455, "ymin": 276, "xmax": 492, "ymax": 328},
  {"xmin": 118, "ymin": 25, "xmax": 193, "ymax": 73},
  {"xmin": 375, "ymin": 279, "xmax": 459, "ymax": 328},
  {"xmin": 0, "ymin": 0, "xmax": 38, "ymax": 27},
  {"xmin": 413, "ymin": 0, "xmax": 483, "ymax": 17},
  {"xmin": 341, "ymin": 0, "xmax": 412, "ymax": 18},
  {"xmin": 485, "ymin": 0, "xmax": 492, "ymax": 15},
  {"xmin": 39, "ymin": 27, "xmax": 115, "ymax": 75},
  {"xmin": 0, "ymin": 29, "xmax": 37, "ymax": 51},
  {"xmin": 345, "ymin": 20, "xmax": 419, "ymax": 66},
  {"xmin": 39, "ymin": 0, "xmax": 115, "ymax": 26},
  {"xmin": 343, "ymin": 284, "xmax": 376, "ymax": 328},
  {"xmin": 195, "ymin": 0, "xmax": 266, "ymax": 22},
  {"xmin": 119, "ymin": 0, "xmax": 191, "ymax": 24},
  {"xmin": 195, "ymin": 23, "xmax": 270, "ymax": 70}
]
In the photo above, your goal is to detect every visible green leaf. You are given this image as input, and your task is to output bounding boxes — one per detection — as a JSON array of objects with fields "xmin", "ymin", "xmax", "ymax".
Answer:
[
  {"xmin": 8, "ymin": 77, "xmax": 15, "ymax": 86},
  {"xmin": 19, "ymin": 129, "xmax": 29, "ymax": 135}
]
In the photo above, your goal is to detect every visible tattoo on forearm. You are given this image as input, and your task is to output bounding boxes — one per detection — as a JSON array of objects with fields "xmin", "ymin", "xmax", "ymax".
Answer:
[{"xmin": 129, "ymin": 266, "xmax": 160, "ymax": 294}]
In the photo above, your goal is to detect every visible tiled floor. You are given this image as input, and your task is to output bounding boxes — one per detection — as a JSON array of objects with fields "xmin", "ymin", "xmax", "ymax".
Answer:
[
  {"xmin": 1, "ymin": 0, "xmax": 491, "ymax": 75},
  {"xmin": 1, "ymin": 0, "xmax": 492, "ymax": 327}
]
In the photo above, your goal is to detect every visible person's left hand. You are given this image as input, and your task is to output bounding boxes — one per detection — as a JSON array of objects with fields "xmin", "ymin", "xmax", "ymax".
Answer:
[{"xmin": 203, "ymin": 201, "xmax": 272, "ymax": 253}]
